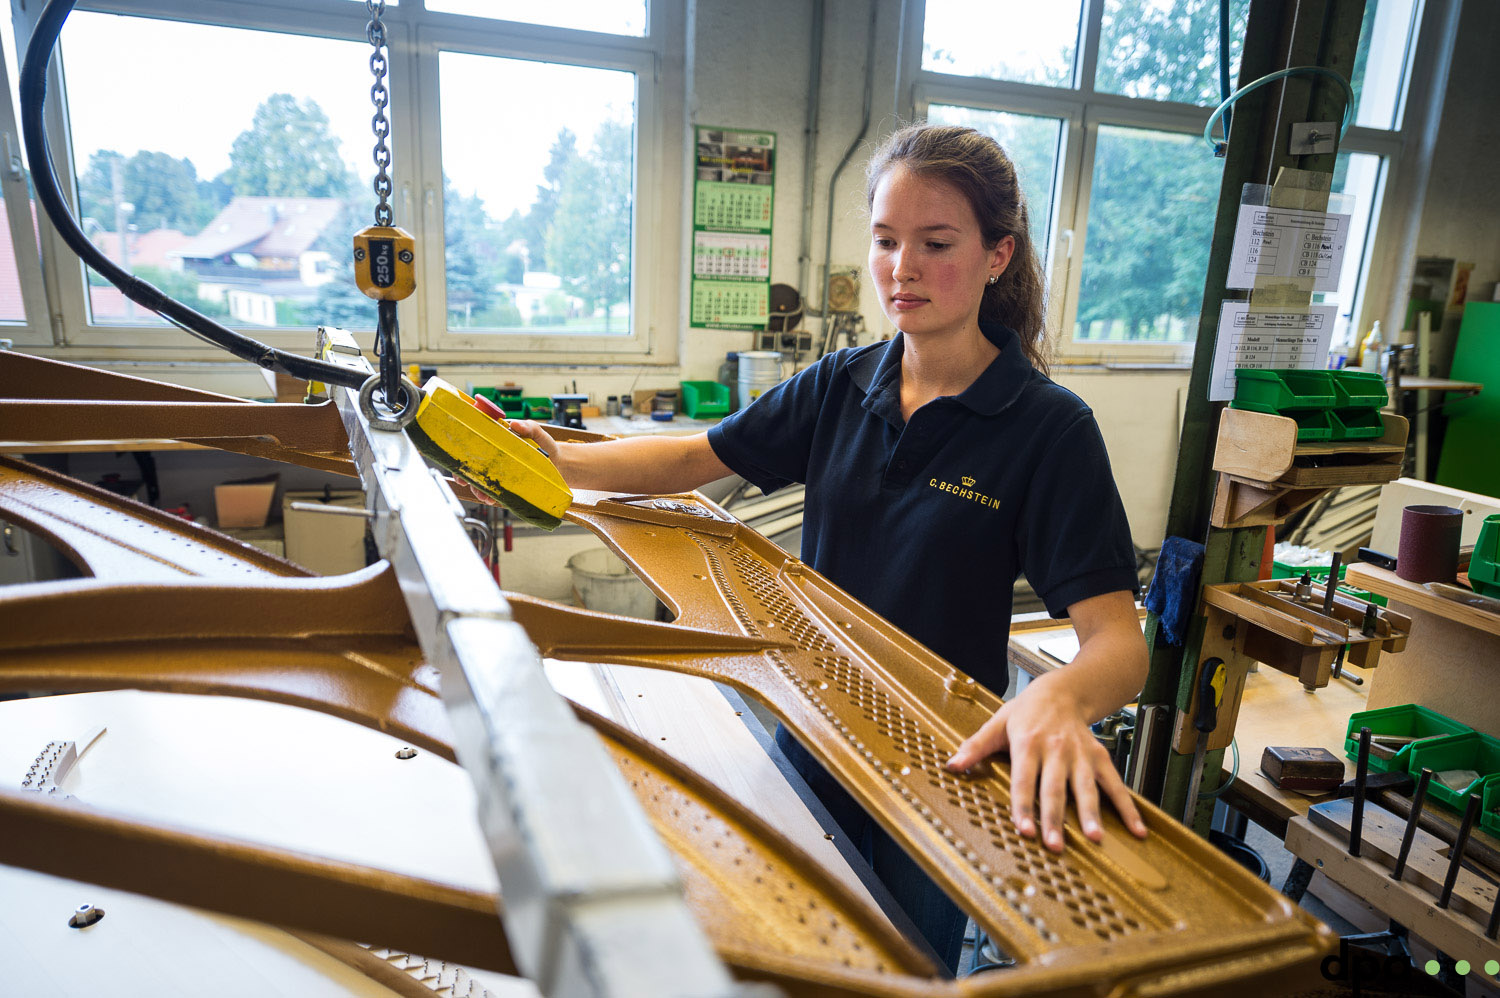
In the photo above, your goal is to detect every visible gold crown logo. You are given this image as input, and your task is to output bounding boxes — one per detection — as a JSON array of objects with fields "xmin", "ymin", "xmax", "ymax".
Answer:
[{"xmin": 961, "ymin": 476, "xmax": 975, "ymax": 488}]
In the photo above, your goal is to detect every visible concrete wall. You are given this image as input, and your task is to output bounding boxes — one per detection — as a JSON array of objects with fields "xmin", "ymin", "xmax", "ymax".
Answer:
[{"xmin": 1413, "ymin": 0, "xmax": 1500, "ymax": 302}]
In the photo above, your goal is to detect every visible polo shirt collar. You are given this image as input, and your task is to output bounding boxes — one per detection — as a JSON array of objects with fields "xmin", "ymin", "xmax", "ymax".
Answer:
[{"xmin": 848, "ymin": 321, "xmax": 1034, "ymax": 422}]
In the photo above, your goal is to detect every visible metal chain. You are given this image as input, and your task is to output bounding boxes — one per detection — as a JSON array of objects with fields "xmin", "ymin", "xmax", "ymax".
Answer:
[{"xmin": 366, "ymin": 0, "xmax": 393, "ymax": 227}]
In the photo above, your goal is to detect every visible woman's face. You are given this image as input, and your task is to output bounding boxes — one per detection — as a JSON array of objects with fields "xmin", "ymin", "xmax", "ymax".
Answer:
[{"xmin": 868, "ymin": 164, "xmax": 1013, "ymax": 341}]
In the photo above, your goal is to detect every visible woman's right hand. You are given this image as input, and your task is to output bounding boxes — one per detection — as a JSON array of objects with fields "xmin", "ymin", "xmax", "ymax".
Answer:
[{"xmin": 507, "ymin": 418, "xmax": 561, "ymax": 462}]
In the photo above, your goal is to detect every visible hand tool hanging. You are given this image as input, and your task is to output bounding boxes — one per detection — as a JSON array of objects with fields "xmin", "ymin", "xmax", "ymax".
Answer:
[
  {"xmin": 17, "ymin": 0, "xmax": 418, "ymax": 428},
  {"xmin": 351, "ymin": 0, "xmax": 419, "ymax": 428}
]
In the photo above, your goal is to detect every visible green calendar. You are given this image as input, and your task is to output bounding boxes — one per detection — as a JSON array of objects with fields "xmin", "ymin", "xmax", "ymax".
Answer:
[{"xmin": 690, "ymin": 126, "xmax": 775, "ymax": 330}]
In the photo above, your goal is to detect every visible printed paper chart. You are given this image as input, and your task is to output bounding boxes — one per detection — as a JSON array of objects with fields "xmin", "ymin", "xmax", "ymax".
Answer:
[{"xmin": 1210, "ymin": 302, "xmax": 1337, "ymax": 401}]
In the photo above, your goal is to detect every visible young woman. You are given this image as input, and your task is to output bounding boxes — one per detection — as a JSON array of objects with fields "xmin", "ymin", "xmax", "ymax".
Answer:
[{"xmin": 509, "ymin": 123, "xmax": 1149, "ymax": 974}]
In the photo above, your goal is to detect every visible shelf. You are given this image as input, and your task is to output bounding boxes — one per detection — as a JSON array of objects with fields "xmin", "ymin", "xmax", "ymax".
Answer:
[
  {"xmin": 1346, "ymin": 563, "xmax": 1500, "ymax": 638},
  {"xmin": 1209, "ymin": 408, "xmax": 1408, "ymax": 529}
]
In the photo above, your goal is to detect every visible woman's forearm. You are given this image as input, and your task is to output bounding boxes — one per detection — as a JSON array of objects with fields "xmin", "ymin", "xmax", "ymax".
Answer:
[{"xmin": 553, "ymin": 432, "xmax": 731, "ymax": 494}]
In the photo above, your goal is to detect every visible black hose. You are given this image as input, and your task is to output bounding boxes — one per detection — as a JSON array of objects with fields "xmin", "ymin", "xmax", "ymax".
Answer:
[
  {"xmin": 1218, "ymin": 0, "xmax": 1233, "ymax": 137},
  {"xmin": 19, "ymin": 0, "xmax": 369, "ymax": 390}
]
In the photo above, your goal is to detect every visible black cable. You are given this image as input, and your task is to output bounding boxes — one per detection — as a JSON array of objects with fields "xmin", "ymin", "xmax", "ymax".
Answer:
[
  {"xmin": 1219, "ymin": 0, "xmax": 1232, "ymax": 137},
  {"xmin": 19, "ymin": 0, "xmax": 369, "ymax": 390}
]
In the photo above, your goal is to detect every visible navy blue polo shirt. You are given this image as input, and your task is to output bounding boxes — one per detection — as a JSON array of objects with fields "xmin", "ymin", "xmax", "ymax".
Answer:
[{"xmin": 707, "ymin": 321, "xmax": 1138, "ymax": 697}]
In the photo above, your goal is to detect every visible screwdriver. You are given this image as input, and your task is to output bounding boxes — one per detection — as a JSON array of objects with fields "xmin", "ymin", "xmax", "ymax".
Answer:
[{"xmin": 1182, "ymin": 657, "xmax": 1227, "ymax": 825}]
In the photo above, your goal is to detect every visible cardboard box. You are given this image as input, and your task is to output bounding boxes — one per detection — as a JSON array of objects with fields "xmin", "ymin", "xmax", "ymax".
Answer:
[
  {"xmin": 214, "ymin": 475, "xmax": 278, "ymax": 529},
  {"xmin": 283, "ymin": 490, "xmax": 367, "ymax": 575}
]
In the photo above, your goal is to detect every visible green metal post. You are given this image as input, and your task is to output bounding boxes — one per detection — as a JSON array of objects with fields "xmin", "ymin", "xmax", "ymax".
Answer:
[{"xmin": 1138, "ymin": 0, "xmax": 1369, "ymax": 827}]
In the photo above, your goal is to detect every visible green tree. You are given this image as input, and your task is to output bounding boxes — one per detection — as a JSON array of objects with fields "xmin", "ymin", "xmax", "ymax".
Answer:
[
  {"xmin": 546, "ymin": 120, "xmax": 632, "ymax": 332},
  {"xmin": 78, "ymin": 149, "xmax": 212, "ymax": 232},
  {"xmin": 443, "ymin": 174, "xmax": 513, "ymax": 327},
  {"xmin": 218, "ymin": 94, "xmax": 357, "ymax": 200},
  {"xmin": 504, "ymin": 128, "xmax": 579, "ymax": 273}
]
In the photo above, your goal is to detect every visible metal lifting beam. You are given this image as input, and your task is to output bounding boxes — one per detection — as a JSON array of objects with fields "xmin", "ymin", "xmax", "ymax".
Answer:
[{"xmin": 315, "ymin": 327, "xmax": 755, "ymax": 998}]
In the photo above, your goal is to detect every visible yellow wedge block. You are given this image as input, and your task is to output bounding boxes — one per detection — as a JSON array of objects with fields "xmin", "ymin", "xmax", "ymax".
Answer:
[{"xmin": 408, "ymin": 376, "xmax": 572, "ymax": 530}]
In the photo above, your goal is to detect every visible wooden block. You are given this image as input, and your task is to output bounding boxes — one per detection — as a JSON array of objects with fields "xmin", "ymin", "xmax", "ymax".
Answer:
[
  {"xmin": 1260, "ymin": 746, "xmax": 1345, "ymax": 793},
  {"xmin": 1215, "ymin": 408, "xmax": 1298, "ymax": 481}
]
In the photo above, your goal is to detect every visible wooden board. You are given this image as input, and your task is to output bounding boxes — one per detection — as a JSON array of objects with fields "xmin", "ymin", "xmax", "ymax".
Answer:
[
  {"xmin": 1308, "ymin": 798, "xmax": 1498, "ymax": 926},
  {"xmin": 1347, "ymin": 563, "xmax": 1500, "ymax": 637},
  {"xmin": 1284, "ymin": 814, "xmax": 1500, "ymax": 969}
]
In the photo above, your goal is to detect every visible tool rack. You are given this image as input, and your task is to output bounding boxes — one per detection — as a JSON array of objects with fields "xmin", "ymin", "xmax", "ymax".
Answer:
[{"xmin": 1209, "ymin": 407, "xmax": 1408, "ymax": 530}]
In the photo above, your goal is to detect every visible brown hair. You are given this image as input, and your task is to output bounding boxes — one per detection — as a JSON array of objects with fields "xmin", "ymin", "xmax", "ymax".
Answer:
[{"xmin": 866, "ymin": 123, "xmax": 1050, "ymax": 374}]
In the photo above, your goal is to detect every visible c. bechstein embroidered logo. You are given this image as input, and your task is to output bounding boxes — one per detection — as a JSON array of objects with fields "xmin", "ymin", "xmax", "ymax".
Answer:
[{"xmin": 928, "ymin": 474, "xmax": 1000, "ymax": 510}]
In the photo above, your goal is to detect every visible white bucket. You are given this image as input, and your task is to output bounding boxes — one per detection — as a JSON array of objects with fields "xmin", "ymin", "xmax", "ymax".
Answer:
[
  {"xmin": 737, "ymin": 350, "xmax": 783, "ymax": 409},
  {"xmin": 567, "ymin": 547, "xmax": 658, "ymax": 620}
]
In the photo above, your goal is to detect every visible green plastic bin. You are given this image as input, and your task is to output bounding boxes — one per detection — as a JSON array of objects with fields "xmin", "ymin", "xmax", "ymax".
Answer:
[
  {"xmin": 1470, "ymin": 514, "xmax": 1500, "ymax": 599},
  {"xmin": 1343, "ymin": 704, "xmax": 1471, "ymax": 774},
  {"xmin": 679, "ymin": 381, "xmax": 731, "ymax": 419},
  {"xmin": 1232, "ymin": 369, "xmax": 1336, "ymax": 410},
  {"xmin": 521, "ymin": 397, "xmax": 553, "ymax": 420},
  {"xmin": 1230, "ymin": 402, "xmax": 1336, "ymax": 441},
  {"xmin": 1270, "ymin": 560, "xmax": 1387, "ymax": 606},
  {"xmin": 1479, "ymin": 774, "xmax": 1500, "ymax": 838},
  {"xmin": 1405, "ymin": 731, "xmax": 1500, "ymax": 811},
  {"xmin": 1330, "ymin": 369, "xmax": 1389, "ymax": 409},
  {"xmin": 1331, "ymin": 407, "xmax": 1385, "ymax": 440},
  {"xmin": 473, "ymin": 386, "xmax": 525, "ymax": 416}
]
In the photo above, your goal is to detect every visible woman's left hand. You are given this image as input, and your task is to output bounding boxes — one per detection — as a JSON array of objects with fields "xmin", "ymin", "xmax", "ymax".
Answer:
[{"xmin": 947, "ymin": 673, "xmax": 1146, "ymax": 852}]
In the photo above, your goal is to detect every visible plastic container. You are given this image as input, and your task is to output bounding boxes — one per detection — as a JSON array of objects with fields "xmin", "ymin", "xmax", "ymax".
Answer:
[
  {"xmin": 1270, "ymin": 560, "xmax": 1387, "ymax": 606},
  {"xmin": 1331, "ymin": 407, "xmax": 1385, "ymax": 440},
  {"xmin": 567, "ymin": 548, "xmax": 658, "ymax": 620},
  {"xmin": 737, "ymin": 350, "xmax": 783, "ymax": 409},
  {"xmin": 1343, "ymin": 704, "xmax": 1471, "ymax": 774},
  {"xmin": 1232, "ymin": 369, "xmax": 1336, "ymax": 411},
  {"xmin": 521, "ymin": 397, "xmax": 553, "ymax": 420},
  {"xmin": 1330, "ymin": 369, "xmax": 1389, "ymax": 409},
  {"xmin": 1479, "ymin": 774, "xmax": 1500, "ymax": 838},
  {"xmin": 1470, "ymin": 513, "xmax": 1500, "ymax": 599},
  {"xmin": 1405, "ymin": 731, "xmax": 1500, "ymax": 811},
  {"xmin": 679, "ymin": 380, "xmax": 731, "ymax": 419}
]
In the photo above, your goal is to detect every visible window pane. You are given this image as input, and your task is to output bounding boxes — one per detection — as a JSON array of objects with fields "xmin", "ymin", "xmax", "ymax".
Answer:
[
  {"xmin": 427, "ymin": 0, "xmax": 646, "ymax": 36},
  {"xmin": 925, "ymin": 105, "xmax": 1062, "ymax": 255},
  {"xmin": 439, "ymin": 52, "xmax": 635, "ymax": 335},
  {"xmin": 0, "ymin": 200, "xmax": 27, "ymax": 322},
  {"xmin": 922, "ymin": 0, "xmax": 1083, "ymax": 87},
  {"xmin": 61, "ymin": 14, "xmax": 376, "ymax": 330},
  {"xmin": 1323, "ymin": 152, "xmax": 1384, "ymax": 344},
  {"xmin": 1096, "ymin": 0, "xmax": 1251, "ymax": 106},
  {"xmin": 1349, "ymin": 0, "xmax": 1418, "ymax": 130},
  {"xmin": 1075, "ymin": 126, "xmax": 1222, "ymax": 343}
]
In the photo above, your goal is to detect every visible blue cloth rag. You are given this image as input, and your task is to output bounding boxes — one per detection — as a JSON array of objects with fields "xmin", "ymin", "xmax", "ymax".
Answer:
[{"xmin": 1144, "ymin": 536, "xmax": 1205, "ymax": 646}]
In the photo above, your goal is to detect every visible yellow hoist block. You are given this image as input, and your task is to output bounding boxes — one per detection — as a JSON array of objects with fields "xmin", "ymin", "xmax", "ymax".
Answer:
[
  {"xmin": 407, "ymin": 376, "xmax": 572, "ymax": 530},
  {"xmin": 353, "ymin": 224, "xmax": 417, "ymax": 301}
]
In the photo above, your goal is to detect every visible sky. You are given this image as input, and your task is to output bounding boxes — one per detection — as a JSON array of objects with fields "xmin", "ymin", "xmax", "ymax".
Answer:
[{"xmin": 2, "ymin": 6, "xmax": 639, "ymax": 225}]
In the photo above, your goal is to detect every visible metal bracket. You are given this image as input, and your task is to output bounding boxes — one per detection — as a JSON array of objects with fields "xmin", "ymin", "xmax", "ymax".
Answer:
[{"xmin": 1289, "ymin": 121, "xmax": 1338, "ymax": 156}]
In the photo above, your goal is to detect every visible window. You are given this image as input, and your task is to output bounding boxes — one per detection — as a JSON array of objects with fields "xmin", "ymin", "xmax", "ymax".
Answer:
[
  {"xmin": 910, "ymin": 0, "xmax": 1427, "ymax": 360},
  {"xmin": 438, "ymin": 53, "xmax": 636, "ymax": 336},
  {"xmin": 59, "ymin": 13, "xmax": 374, "ymax": 332},
  {"xmin": 18, "ymin": 0, "xmax": 671, "ymax": 360}
]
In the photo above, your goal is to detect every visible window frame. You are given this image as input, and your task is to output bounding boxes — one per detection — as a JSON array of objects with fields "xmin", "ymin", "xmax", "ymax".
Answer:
[
  {"xmin": 905, "ymin": 0, "xmax": 1428, "ymax": 364},
  {"xmin": 16, "ymin": 0, "xmax": 677, "ymax": 365},
  {"xmin": 413, "ymin": 22, "xmax": 663, "ymax": 359},
  {"xmin": 0, "ymin": 21, "xmax": 52, "ymax": 346}
]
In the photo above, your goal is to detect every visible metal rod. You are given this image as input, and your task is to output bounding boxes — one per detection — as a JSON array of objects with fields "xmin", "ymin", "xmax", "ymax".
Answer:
[
  {"xmin": 1350, "ymin": 726, "xmax": 1370, "ymax": 857},
  {"xmin": 1391, "ymin": 768, "xmax": 1432, "ymax": 881},
  {"xmin": 1322, "ymin": 552, "xmax": 1342, "ymax": 615},
  {"xmin": 1436, "ymin": 792, "xmax": 1483, "ymax": 910}
]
